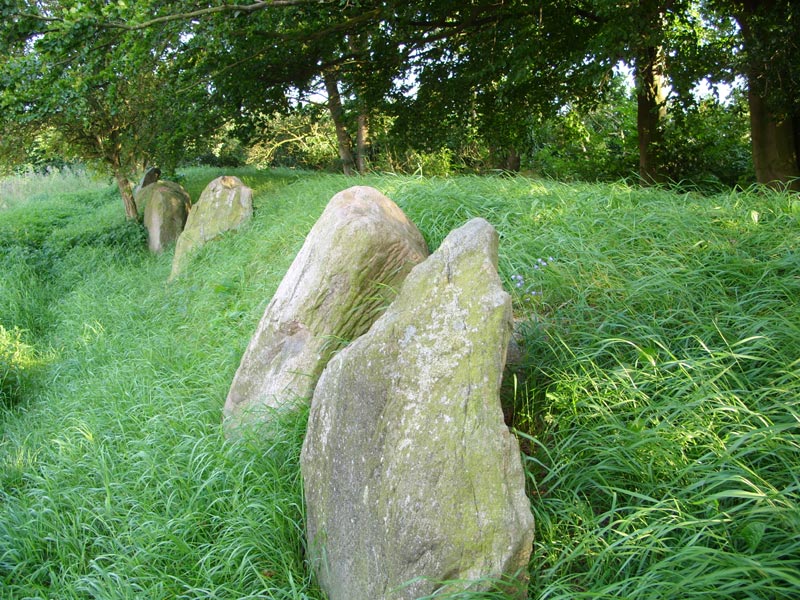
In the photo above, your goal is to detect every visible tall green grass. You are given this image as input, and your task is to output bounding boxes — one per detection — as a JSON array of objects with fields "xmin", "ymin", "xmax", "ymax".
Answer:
[
  {"xmin": 0, "ymin": 166, "xmax": 111, "ymax": 211},
  {"xmin": 1, "ymin": 169, "xmax": 798, "ymax": 598}
]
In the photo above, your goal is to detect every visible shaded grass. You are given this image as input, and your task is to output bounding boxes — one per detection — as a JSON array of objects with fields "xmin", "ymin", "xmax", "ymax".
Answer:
[{"xmin": 1, "ymin": 169, "xmax": 798, "ymax": 598}]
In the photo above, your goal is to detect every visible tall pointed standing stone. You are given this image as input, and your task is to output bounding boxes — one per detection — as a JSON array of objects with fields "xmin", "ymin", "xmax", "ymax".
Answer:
[
  {"xmin": 224, "ymin": 186, "xmax": 428, "ymax": 431},
  {"xmin": 301, "ymin": 218, "xmax": 535, "ymax": 600}
]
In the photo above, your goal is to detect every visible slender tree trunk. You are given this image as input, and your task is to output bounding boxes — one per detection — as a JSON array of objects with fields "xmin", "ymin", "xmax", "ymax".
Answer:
[
  {"xmin": 346, "ymin": 33, "xmax": 370, "ymax": 175},
  {"xmin": 110, "ymin": 162, "xmax": 138, "ymax": 220},
  {"xmin": 636, "ymin": 45, "xmax": 667, "ymax": 185},
  {"xmin": 114, "ymin": 169, "xmax": 138, "ymax": 221},
  {"xmin": 324, "ymin": 70, "xmax": 355, "ymax": 176},
  {"xmin": 356, "ymin": 112, "xmax": 369, "ymax": 174},
  {"xmin": 99, "ymin": 132, "xmax": 138, "ymax": 220},
  {"xmin": 505, "ymin": 148, "xmax": 521, "ymax": 172}
]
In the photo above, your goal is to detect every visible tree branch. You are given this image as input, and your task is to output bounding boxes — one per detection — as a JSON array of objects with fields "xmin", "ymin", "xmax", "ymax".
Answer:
[
  {"xmin": 106, "ymin": 0, "xmax": 333, "ymax": 30},
  {"xmin": 10, "ymin": 0, "xmax": 332, "ymax": 32}
]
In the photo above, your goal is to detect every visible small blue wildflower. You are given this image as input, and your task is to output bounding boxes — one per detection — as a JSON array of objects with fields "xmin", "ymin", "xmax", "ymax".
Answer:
[{"xmin": 511, "ymin": 258, "xmax": 556, "ymax": 303}]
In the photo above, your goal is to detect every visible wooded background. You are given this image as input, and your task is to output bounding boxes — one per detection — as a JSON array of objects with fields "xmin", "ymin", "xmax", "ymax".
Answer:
[{"xmin": 1, "ymin": 0, "xmax": 797, "ymax": 217}]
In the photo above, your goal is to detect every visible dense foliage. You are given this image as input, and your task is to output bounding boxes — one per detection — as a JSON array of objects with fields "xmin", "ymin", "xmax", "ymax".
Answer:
[
  {"xmin": 1, "ymin": 168, "xmax": 798, "ymax": 598},
  {"xmin": 1, "ymin": 0, "xmax": 796, "ymax": 202}
]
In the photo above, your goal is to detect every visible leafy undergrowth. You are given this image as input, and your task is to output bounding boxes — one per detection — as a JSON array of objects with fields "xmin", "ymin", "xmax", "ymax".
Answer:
[{"xmin": 1, "ymin": 169, "xmax": 798, "ymax": 599}]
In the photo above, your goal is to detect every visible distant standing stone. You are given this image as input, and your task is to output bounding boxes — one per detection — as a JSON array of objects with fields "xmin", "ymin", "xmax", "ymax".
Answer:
[
  {"xmin": 140, "ymin": 181, "xmax": 192, "ymax": 253},
  {"xmin": 132, "ymin": 166, "xmax": 162, "ymax": 211},
  {"xmin": 169, "ymin": 175, "xmax": 253, "ymax": 280},
  {"xmin": 140, "ymin": 166, "xmax": 161, "ymax": 188},
  {"xmin": 301, "ymin": 217, "xmax": 535, "ymax": 600},
  {"xmin": 224, "ymin": 186, "xmax": 428, "ymax": 431}
]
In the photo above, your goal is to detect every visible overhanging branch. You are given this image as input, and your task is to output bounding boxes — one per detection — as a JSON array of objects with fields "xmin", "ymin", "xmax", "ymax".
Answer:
[
  {"xmin": 108, "ymin": 0, "xmax": 333, "ymax": 30},
  {"xmin": 10, "ymin": 0, "xmax": 332, "ymax": 32}
]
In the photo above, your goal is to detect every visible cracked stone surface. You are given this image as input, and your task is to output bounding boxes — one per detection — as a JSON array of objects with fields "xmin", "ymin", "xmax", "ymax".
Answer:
[{"xmin": 301, "ymin": 217, "xmax": 534, "ymax": 600}]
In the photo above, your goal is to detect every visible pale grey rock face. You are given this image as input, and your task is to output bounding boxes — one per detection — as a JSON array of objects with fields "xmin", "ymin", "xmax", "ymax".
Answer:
[
  {"xmin": 140, "ymin": 181, "xmax": 192, "ymax": 253},
  {"xmin": 169, "ymin": 175, "xmax": 253, "ymax": 279},
  {"xmin": 301, "ymin": 217, "xmax": 534, "ymax": 600},
  {"xmin": 223, "ymin": 186, "xmax": 429, "ymax": 431}
]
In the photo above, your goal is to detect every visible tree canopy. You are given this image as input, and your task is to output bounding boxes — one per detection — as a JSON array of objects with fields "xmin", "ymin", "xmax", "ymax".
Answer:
[{"xmin": 1, "ymin": 0, "xmax": 797, "ymax": 215}]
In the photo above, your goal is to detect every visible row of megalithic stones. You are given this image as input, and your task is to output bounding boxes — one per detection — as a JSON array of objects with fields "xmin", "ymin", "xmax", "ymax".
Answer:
[
  {"xmin": 139, "ymin": 172, "xmax": 534, "ymax": 599},
  {"xmin": 133, "ymin": 168, "xmax": 253, "ymax": 281}
]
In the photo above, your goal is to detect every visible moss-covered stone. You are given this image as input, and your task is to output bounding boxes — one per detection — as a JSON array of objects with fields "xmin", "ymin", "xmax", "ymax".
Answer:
[
  {"xmin": 140, "ymin": 181, "xmax": 191, "ymax": 253},
  {"xmin": 169, "ymin": 175, "xmax": 253, "ymax": 279},
  {"xmin": 301, "ymin": 217, "xmax": 534, "ymax": 600},
  {"xmin": 223, "ymin": 186, "xmax": 428, "ymax": 432}
]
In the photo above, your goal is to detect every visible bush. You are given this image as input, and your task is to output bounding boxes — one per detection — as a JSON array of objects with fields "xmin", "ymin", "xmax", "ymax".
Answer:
[
  {"xmin": 246, "ymin": 109, "xmax": 340, "ymax": 171},
  {"xmin": 525, "ymin": 95, "xmax": 639, "ymax": 181},
  {"xmin": 660, "ymin": 94, "xmax": 754, "ymax": 190}
]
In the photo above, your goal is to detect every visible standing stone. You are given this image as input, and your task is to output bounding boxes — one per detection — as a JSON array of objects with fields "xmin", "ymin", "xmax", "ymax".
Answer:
[
  {"xmin": 141, "ymin": 181, "xmax": 192, "ymax": 253},
  {"xmin": 139, "ymin": 166, "xmax": 161, "ymax": 188},
  {"xmin": 301, "ymin": 218, "xmax": 534, "ymax": 600},
  {"xmin": 170, "ymin": 175, "xmax": 253, "ymax": 279},
  {"xmin": 132, "ymin": 166, "xmax": 162, "ymax": 211},
  {"xmin": 223, "ymin": 186, "xmax": 429, "ymax": 431}
]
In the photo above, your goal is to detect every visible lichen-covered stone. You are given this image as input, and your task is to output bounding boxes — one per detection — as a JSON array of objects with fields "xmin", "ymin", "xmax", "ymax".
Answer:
[
  {"xmin": 301, "ymin": 217, "xmax": 534, "ymax": 600},
  {"xmin": 141, "ymin": 181, "xmax": 191, "ymax": 253},
  {"xmin": 223, "ymin": 186, "xmax": 428, "ymax": 431},
  {"xmin": 169, "ymin": 175, "xmax": 253, "ymax": 279}
]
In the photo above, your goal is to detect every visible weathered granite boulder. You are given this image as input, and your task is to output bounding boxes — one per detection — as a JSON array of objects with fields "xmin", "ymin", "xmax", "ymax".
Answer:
[
  {"xmin": 301, "ymin": 217, "xmax": 535, "ymax": 600},
  {"xmin": 169, "ymin": 175, "xmax": 253, "ymax": 279},
  {"xmin": 223, "ymin": 186, "xmax": 429, "ymax": 430},
  {"xmin": 141, "ymin": 181, "xmax": 192, "ymax": 253}
]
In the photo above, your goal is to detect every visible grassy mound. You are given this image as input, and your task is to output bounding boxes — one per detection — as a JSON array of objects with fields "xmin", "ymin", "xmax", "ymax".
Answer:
[{"xmin": 1, "ymin": 167, "xmax": 798, "ymax": 598}]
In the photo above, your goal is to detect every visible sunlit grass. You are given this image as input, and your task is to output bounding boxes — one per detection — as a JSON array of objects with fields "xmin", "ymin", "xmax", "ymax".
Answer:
[
  {"xmin": 0, "ymin": 325, "xmax": 42, "ymax": 407},
  {"xmin": 0, "ymin": 166, "xmax": 112, "ymax": 210},
  {"xmin": 0, "ymin": 168, "xmax": 798, "ymax": 598}
]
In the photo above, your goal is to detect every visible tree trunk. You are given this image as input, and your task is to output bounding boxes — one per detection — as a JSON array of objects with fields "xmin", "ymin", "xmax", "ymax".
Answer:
[
  {"xmin": 324, "ymin": 70, "xmax": 355, "ymax": 176},
  {"xmin": 113, "ymin": 167, "xmax": 138, "ymax": 221},
  {"xmin": 505, "ymin": 148, "xmax": 521, "ymax": 172},
  {"xmin": 736, "ymin": 0, "xmax": 800, "ymax": 190},
  {"xmin": 636, "ymin": 45, "xmax": 667, "ymax": 185},
  {"xmin": 346, "ymin": 33, "xmax": 370, "ymax": 175},
  {"xmin": 356, "ymin": 112, "xmax": 369, "ymax": 175},
  {"xmin": 748, "ymin": 91, "xmax": 800, "ymax": 190}
]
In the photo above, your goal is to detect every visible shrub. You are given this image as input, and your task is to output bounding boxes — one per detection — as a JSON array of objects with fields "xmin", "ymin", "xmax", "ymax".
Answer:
[
  {"xmin": 246, "ymin": 109, "xmax": 340, "ymax": 171},
  {"xmin": 660, "ymin": 94, "xmax": 754, "ymax": 190}
]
